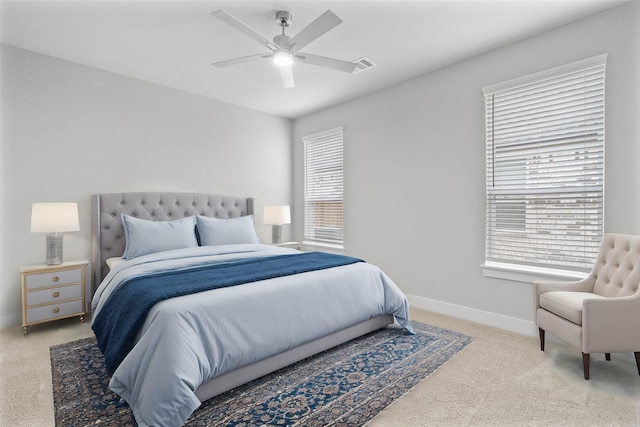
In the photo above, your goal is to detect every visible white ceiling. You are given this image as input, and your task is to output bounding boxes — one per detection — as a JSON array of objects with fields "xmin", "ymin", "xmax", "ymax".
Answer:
[{"xmin": 0, "ymin": 0, "xmax": 626, "ymax": 119}]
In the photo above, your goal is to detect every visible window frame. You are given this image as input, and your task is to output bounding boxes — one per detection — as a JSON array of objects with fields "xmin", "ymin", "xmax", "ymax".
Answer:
[
  {"xmin": 482, "ymin": 54, "xmax": 606, "ymax": 281},
  {"xmin": 303, "ymin": 127, "xmax": 344, "ymax": 247}
]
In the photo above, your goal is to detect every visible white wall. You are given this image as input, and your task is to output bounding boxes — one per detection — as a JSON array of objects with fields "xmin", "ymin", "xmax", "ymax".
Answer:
[
  {"xmin": 0, "ymin": 45, "xmax": 293, "ymax": 328},
  {"xmin": 293, "ymin": 2, "xmax": 640, "ymax": 335}
]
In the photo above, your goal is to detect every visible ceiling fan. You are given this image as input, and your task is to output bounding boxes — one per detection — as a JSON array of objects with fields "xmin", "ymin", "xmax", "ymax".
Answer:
[{"xmin": 211, "ymin": 9, "xmax": 358, "ymax": 89}]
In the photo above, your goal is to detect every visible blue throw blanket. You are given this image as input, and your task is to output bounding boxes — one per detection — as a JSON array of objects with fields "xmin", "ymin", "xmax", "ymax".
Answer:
[{"xmin": 92, "ymin": 252, "xmax": 364, "ymax": 374}]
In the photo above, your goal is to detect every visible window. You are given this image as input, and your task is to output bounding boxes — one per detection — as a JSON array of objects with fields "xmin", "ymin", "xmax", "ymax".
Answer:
[
  {"xmin": 483, "ymin": 54, "xmax": 606, "ymax": 273},
  {"xmin": 303, "ymin": 127, "xmax": 344, "ymax": 245}
]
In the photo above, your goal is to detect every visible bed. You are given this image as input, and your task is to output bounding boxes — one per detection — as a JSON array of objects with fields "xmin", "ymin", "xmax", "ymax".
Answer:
[{"xmin": 90, "ymin": 192, "xmax": 412, "ymax": 427}]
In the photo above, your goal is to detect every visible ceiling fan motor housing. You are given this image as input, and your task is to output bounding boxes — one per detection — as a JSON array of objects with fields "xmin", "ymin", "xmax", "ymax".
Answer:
[
  {"xmin": 274, "ymin": 34, "xmax": 290, "ymax": 47},
  {"xmin": 276, "ymin": 11, "xmax": 292, "ymax": 27}
]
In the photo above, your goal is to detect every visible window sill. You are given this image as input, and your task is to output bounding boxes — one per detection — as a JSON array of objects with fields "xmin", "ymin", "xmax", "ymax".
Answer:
[
  {"xmin": 481, "ymin": 261, "xmax": 588, "ymax": 284},
  {"xmin": 302, "ymin": 241, "xmax": 344, "ymax": 253}
]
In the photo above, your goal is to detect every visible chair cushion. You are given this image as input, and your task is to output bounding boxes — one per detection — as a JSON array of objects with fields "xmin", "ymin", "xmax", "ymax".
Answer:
[{"xmin": 539, "ymin": 291, "xmax": 608, "ymax": 326}]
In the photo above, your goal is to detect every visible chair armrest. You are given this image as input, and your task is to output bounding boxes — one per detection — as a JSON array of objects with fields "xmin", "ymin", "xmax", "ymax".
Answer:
[
  {"xmin": 582, "ymin": 293, "xmax": 640, "ymax": 353},
  {"xmin": 533, "ymin": 277, "xmax": 594, "ymax": 309}
]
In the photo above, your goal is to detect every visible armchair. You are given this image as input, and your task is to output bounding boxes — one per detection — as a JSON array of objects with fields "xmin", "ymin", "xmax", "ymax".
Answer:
[{"xmin": 534, "ymin": 233, "xmax": 640, "ymax": 380}]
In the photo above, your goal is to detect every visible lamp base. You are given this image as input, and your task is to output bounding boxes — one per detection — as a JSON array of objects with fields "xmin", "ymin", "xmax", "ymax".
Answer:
[
  {"xmin": 46, "ymin": 233, "xmax": 63, "ymax": 265},
  {"xmin": 271, "ymin": 225, "xmax": 282, "ymax": 244}
]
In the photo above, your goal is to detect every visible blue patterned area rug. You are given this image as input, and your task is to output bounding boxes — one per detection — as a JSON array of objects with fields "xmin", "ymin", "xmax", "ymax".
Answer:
[{"xmin": 51, "ymin": 321, "xmax": 472, "ymax": 426}]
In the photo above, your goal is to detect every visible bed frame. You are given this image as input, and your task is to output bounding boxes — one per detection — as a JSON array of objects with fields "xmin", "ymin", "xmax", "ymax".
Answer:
[{"xmin": 92, "ymin": 192, "xmax": 393, "ymax": 401}]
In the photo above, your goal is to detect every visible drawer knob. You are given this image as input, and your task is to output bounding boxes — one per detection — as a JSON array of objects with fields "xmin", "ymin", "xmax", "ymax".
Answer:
[
  {"xmin": 52, "ymin": 276, "xmax": 60, "ymax": 283},
  {"xmin": 53, "ymin": 307, "xmax": 60, "ymax": 314},
  {"xmin": 52, "ymin": 291, "xmax": 60, "ymax": 298}
]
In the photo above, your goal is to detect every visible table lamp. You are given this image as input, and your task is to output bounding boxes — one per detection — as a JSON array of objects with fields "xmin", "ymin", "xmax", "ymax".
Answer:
[
  {"xmin": 264, "ymin": 205, "xmax": 291, "ymax": 244},
  {"xmin": 31, "ymin": 202, "xmax": 80, "ymax": 265}
]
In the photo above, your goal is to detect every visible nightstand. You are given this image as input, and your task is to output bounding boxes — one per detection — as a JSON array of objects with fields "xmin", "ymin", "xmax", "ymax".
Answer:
[
  {"xmin": 20, "ymin": 259, "xmax": 89, "ymax": 335},
  {"xmin": 274, "ymin": 241, "xmax": 302, "ymax": 250}
]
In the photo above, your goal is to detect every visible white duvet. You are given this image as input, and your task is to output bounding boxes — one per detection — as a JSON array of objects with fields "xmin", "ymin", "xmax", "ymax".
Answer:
[{"xmin": 91, "ymin": 244, "xmax": 412, "ymax": 427}]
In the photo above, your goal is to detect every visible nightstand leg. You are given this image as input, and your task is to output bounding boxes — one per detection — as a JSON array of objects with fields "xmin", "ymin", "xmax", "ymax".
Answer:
[
  {"xmin": 79, "ymin": 316, "xmax": 84, "ymax": 323},
  {"xmin": 23, "ymin": 325, "xmax": 30, "ymax": 335}
]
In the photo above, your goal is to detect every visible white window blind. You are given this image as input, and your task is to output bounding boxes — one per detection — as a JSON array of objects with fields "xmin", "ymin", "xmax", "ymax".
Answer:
[
  {"xmin": 303, "ymin": 127, "xmax": 344, "ymax": 245},
  {"xmin": 483, "ymin": 54, "xmax": 606, "ymax": 272}
]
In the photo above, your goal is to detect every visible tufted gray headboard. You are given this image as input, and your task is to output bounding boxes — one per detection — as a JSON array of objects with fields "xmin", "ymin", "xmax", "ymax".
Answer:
[{"xmin": 92, "ymin": 192, "xmax": 254, "ymax": 293}]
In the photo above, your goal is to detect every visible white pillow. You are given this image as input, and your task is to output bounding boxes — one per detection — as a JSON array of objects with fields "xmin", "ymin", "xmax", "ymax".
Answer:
[
  {"xmin": 196, "ymin": 215, "xmax": 259, "ymax": 246},
  {"xmin": 121, "ymin": 214, "xmax": 198, "ymax": 259}
]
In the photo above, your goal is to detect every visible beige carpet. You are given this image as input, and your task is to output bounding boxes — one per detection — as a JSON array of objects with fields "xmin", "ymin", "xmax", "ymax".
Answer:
[{"xmin": 1, "ymin": 308, "xmax": 638, "ymax": 426}]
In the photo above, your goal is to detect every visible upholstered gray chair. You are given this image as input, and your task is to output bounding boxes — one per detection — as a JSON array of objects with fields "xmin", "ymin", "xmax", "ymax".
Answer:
[{"xmin": 534, "ymin": 233, "xmax": 640, "ymax": 380}]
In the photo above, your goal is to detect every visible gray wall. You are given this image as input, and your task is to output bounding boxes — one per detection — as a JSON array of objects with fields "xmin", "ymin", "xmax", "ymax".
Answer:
[
  {"xmin": 293, "ymin": 2, "xmax": 640, "ymax": 334},
  {"xmin": 2, "ymin": 2, "xmax": 639, "ymax": 333},
  {"xmin": 0, "ymin": 45, "xmax": 293, "ymax": 327}
]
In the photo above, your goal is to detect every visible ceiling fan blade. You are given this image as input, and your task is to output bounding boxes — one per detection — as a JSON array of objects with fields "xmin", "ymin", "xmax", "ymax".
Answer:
[
  {"xmin": 288, "ymin": 10, "xmax": 342, "ymax": 52},
  {"xmin": 295, "ymin": 53, "xmax": 358, "ymax": 73},
  {"xmin": 212, "ymin": 54, "xmax": 269, "ymax": 68},
  {"xmin": 279, "ymin": 66, "xmax": 295, "ymax": 89},
  {"xmin": 211, "ymin": 10, "xmax": 279, "ymax": 51}
]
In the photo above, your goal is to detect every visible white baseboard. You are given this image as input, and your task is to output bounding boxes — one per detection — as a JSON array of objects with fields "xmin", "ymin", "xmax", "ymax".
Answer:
[{"xmin": 407, "ymin": 294, "xmax": 539, "ymax": 337}]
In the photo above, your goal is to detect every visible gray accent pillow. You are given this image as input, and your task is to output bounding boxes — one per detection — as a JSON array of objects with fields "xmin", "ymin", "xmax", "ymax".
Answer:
[
  {"xmin": 121, "ymin": 214, "xmax": 198, "ymax": 259},
  {"xmin": 196, "ymin": 215, "xmax": 259, "ymax": 246}
]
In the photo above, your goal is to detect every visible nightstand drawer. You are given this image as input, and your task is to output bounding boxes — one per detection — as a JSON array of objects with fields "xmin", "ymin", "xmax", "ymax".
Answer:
[
  {"xmin": 26, "ymin": 284, "xmax": 83, "ymax": 306},
  {"xmin": 24, "ymin": 268, "xmax": 82, "ymax": 289},
  {"xmin": 25, "ymin": 299, "xmax": 83, "ymax": 324}
]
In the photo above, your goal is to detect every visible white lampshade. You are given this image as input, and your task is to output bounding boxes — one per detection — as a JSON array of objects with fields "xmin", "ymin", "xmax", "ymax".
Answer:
[
  {"xmin": 31, "ymin": 202, "xmax": 80, "ymax": 233},
  {"xmin": 264, "ymin": 205, "xmax": 291, "ymax": 225}
]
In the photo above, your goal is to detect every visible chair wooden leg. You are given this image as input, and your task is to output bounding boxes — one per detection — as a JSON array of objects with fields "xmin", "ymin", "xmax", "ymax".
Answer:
[
  {"xmin": 605, "ymin": 353, "xmax": 611, "ymax": 361},
  {"xmin": 539, "ymin": 328, "xmax": 545, "ymax": 351},
  {"xmin": 634, "ymin": 352, "xmax": 640, "ymax": 376},
  {"xmin": 582, "ymin": 353, "xmax": 590, "ymax": 380}
]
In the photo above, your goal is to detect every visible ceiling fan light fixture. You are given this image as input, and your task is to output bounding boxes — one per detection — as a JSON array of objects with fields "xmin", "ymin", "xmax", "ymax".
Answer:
[{"xmin": 273, "ymin": 50, "xmax": 293, "ymax": 66}]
